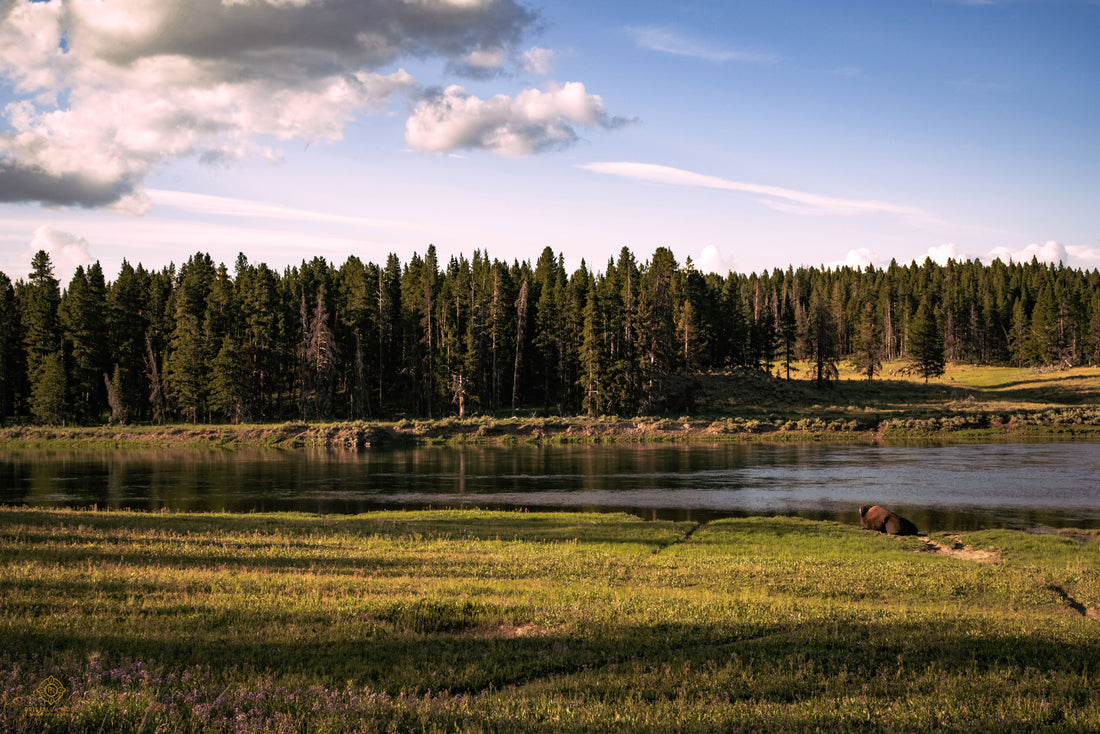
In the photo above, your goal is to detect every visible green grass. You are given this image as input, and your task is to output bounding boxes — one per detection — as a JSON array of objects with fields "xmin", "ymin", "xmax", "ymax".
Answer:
[{"xmin": 1, "ymin": 508, "xmax": 1098, "ymax": 732}]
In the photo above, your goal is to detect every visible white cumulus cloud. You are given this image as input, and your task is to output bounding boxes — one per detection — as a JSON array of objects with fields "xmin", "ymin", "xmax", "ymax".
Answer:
[
  {"xmin": 986, "ymin": 240, "xmax": 1067, "ymax": 266},
  {"xmin": 925, "ymin": 242, "xmax": 974, "ymax": 265},
  {"xmin": 696, "ymin": 244, "xmax": 735, "ymax": 275},
  {"xmin": 841, "ymin": 248, "xmax": 885, "ymax": 269},
  {"xmin": 25, "ymin": 226, "xmax": 94, "ymax": 284},
  {"xmin": 407, "ymin": 82, "xmax": 631, "ymax": 156},
  {"xmin": 919, "ymin": 240, "xmax": 1100, "ymax": 270},
  {"xmin": 0, "ymin": 0, "xmax": 539, "ymax": 208}
]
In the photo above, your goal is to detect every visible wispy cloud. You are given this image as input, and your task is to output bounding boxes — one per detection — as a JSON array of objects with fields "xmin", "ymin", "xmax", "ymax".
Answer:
[
  {"xmin": 0, "ymin": 212, "xmax": 420, "ymax": 284},
  {"xmin": 578, "ymin": 161, "xmax": 931, "ymax": 218},
  {"xmin": 147, "ymin": 189, "xmax": 428, "ymax": 232},
  {"xmin": 830, "ymin": 66, "xmax": 863, "ymax": 79},
  {"xmin": 522, "ymin": 47, "xmax": 557, "ymax": 75},
  {"xmin": 625, "ymin": 26, "xmax": 777, "ymax": 64},
  {"xmin": 949, "ymin": 77, "xmax": 1010, "ymax": 93}
]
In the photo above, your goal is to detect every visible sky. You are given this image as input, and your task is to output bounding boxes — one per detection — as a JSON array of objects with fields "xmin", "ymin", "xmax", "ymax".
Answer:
[{"xmin": 0, "ymin": 0, "xmax": 1098, "ymax": 286}]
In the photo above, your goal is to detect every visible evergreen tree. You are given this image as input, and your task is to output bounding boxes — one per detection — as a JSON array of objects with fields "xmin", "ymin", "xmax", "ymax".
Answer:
[
  {"xmin": 533, "ymin": 257, "xmax": 565, "ymax": 412},
  {"xmin": 640, "ymin": 247, "xmax": 677, "ymax": 376},
  {"xmin": 0, "ymin": 272, "xmax": 23, "ymax": 419},
  {"xmin": 1008, "ymin": 297, "xmax": 1030, "ymax": 367},
  {"xmin": 439, "ymin": 255, "xmax": 472, "ymax": 417},
  {"xmin": 482, "ymin": 259, "xmax": 513, "ymax": 411},
  {"xmin": 107, "ymin": 261, "xmax": 150, "ymax": 422},
  {"xmin": 22, "ymin": 251, "xmax": 66, "ymax": 424},
  {"xmin": 1028, "ymin": 284, "xmax": 1056, "ymax": 365},
  {"xmin": 851, "ymin": 300, "xmax": 883, "ymax": 379},
  {"xmin": 748, "ymin": 279, "xmax": 777, "ymax": 372},
  {"xmin": 203, "ymin": 264, "xmax": 235, "ymax": 370},
  {"xmin": 560, "ymin": 261, "xmax": 591, "ymax": 413},
  {"xmin": 579, "ymin": 281, "xmax": 603, "ymax": 416},
  {"xmin": 166, "ymin": 254, "xmax": 216, "ymax": 421},
  {"xmin": 908, "ymin": 298, "xmax": 946, "ymax": 382},
  {"xmin": 778, "ymin": 290, "xmax": 797, "ymax": 380},
  {"xmin": 208, "ymin": 334, "xmax": 247, "ymax": 423},
  {"xmin": 676, "ymin": 258, "xmax": 707, "ymax": 371},
  {"xmin": 377, "ymin": 254, "xmax": 402, "ymax": 410},
  {"xmin": 598, "ymin": 260, "xmax": 630, "ymax": 414},
  {"xmin": 30, "ymin": 351, "xmax": 67, "ymax": 424},
  {"xmin": 615, "ymin": 247, "xmax": 642, "ymax": 410},
  {"xmin": 511, "ymin": 277, "xmax": 529, "ymax": 415},
  {"xmin": 337, "ymin": 256, "xmax": 375, "ymax": 419},
  {"xmin": 396, "ymin": 247, "xmax": 439, "ymax": 418},
  {"xmin": 143, "ymin": 265, "xmax": 176, "ymax": 384},
  {"xmin": 1090, "ymin": 292, "xmax": 1100, "ymax": 365},
  {"xmin": 806, "ymin": 285, "xmax": 838, "ymax": 387},
  {"xmin": 421, "ymin": 246, "xmax": 440, "ymax": 416},
  {"xmin": 235, "ymin": 257, "xmax": 279, "ymax": 419},
  {"xmin": 166, "ymin": 311, "xmax": 205, "ymax": 422},
  {"xmin": 60, "ymin": 264, "xmax": 109, "ymax": 422},
  {"xmin": 721, "ymin": 278, "xmax": 749, "ymax": 368}
]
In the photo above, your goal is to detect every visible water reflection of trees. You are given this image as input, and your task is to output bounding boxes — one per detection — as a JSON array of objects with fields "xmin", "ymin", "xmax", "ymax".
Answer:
[{"xmin": 1, "ymin": 445, "xmax": 1097, "ymax": 529}]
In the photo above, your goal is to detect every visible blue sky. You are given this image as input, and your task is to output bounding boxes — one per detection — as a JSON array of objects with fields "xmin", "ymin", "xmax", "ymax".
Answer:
[{"xmin": 0, "ymin": 0, "xmax": 1097, "ymax": 284}]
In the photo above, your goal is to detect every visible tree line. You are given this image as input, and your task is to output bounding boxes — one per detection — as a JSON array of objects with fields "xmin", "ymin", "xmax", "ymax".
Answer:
[{"xmin": 2, "ymin": 245, "xmax": 1099, "ymax": 425}]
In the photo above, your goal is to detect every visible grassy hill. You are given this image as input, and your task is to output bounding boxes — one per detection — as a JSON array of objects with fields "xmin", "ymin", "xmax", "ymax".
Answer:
[{"xmin": 692, "ymin": 361, "xmax": 1100, "ymax": 430}]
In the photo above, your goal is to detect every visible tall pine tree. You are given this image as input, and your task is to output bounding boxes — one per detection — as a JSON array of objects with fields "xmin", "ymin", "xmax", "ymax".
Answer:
[
  {"xmin": 908, "ymin": 297, "xmax": 946, "ymax": 382},
  {"xmin": 0, "ymin": 272, "xmax": 23, "ymax": 419},
  {"xmin": 22, "ymin": 251, "xmax": 66, "ymax": 424}
]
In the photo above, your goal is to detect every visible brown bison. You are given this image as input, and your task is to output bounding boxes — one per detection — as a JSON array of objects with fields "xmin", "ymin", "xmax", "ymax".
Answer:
[{"xmin": 859, "ymin": 505, "xmax": 918, "ymax": 536}]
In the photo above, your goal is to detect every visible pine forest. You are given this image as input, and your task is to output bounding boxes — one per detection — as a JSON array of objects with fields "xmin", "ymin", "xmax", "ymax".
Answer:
[{"xmin": 2, "ymin": 245, "xmax": 1100, "ymax": 426}]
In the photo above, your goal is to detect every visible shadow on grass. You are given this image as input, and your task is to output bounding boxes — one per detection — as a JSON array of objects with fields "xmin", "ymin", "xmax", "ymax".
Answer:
[
  {"xmin": 6, "ymin": 615, "xmax": 1098, "ymax": 698},
  {"xmin": 699, "ymin": 366, "xmax": 1100, "ymax": 419},
  {"xmin": 0, "ymin": 508, "xmax": 695, "ymax": 549},
  {"xmin": 980, "ymin": 380, "xmax": 1100, "ymax": 405}
]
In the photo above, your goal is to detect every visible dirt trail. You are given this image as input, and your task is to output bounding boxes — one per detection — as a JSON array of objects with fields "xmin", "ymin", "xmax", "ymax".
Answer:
[
  {"xmin": 917, "ymin": 534, "xmax": 1098, "ymax": 619},
  {"xmin": 919, "ymin": 535, "xmax": 999, "ymax": 563}
]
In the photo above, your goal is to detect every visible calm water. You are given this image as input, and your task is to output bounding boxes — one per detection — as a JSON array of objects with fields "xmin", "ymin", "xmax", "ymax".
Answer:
[{"xmin": 2, "ymin": 442, "xmax": 1099, "ymax": 531}]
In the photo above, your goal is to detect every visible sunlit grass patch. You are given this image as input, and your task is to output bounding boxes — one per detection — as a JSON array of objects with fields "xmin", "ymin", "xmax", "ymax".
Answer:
[{"xmin": 1, "ymin": 507, "xmax": 1098, "ymax": 732}]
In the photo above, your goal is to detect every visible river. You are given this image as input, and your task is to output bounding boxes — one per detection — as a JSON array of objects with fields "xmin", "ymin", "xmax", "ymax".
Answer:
[{"xmin": 2, "ymin": 441, "xmax": 1099, "ymax": 531}]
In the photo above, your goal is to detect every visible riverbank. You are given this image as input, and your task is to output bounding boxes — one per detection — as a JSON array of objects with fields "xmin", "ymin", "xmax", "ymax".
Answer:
[
  {"xmin": 3, "ymin": 363, "xmax": 1099, "ymax": 449},
  {"xmin": 2, "ymin": 507, "xmax": 1097, "ymax": 732},
  {"xmin": 1, "ymin": 410, "xmax": 1099, "ymax": 450}
]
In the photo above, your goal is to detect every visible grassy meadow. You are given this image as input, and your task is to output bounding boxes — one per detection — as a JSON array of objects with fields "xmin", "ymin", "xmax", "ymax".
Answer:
[{"xmin": 1, "ymin": 507, "xmax": 1098, "ymax": 732}]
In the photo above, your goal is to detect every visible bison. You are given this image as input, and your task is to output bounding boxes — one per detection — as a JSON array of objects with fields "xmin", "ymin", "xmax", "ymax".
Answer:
[{"xmin": 859, "ymin": 505, "xmax": 918, "ymax": 536}]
